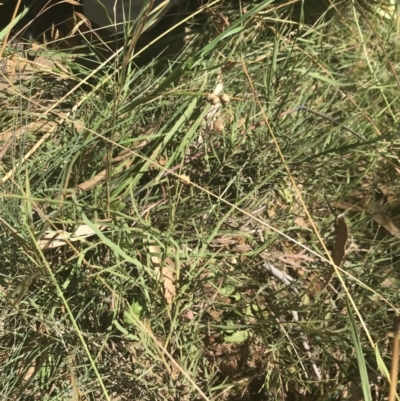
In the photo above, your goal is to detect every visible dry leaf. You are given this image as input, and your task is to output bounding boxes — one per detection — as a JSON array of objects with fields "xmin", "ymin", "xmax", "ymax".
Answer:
[
  {"xmin": 38, "ymin": 224, "xmax": 106, "ymax": 249},
  {"xmin": 178, "ymin": 174, "xmax": 190, "ymax": 184},
  {"xmin": 233, "ymin": 244, "xmax": 251, "ymax": 253},
  {"xmin": 237, "ymin": 117, "xmax": 246, "ymax": 128},
  {"xmin": 61, "ymin": 0, "xmax": 82, "ymax": 5},
  {"xmin": 33, "ymin": 55, "xmax": 57, "ymax": 70},
  {"xmin": 332, "ymin": 217, "xmax": 348, "ymax": 267},
  {"xmin": 78, "ymin": 150, "xmax": 134, "ymax": 191},
  {"xmin": 210, "ymin": 236, "xmax": 238, "ymax": 247},
  {"xmin": 146, "ymin": 242, "xmax": 176, "ymax": 307},
  {"xmin": 71, "ymin": 119, "xmax": 85, "ymax": 133},
  {"xmin": 67, "ymin": 355, "xmax": 83, "ymax": 401},
  {"xmin": 183, "ymin": 310, "xmax": 195, "ymax": 320},
  {"xmin": 294, "ymin": 216, "xmax": 309, "ymax": 228},
  {"xmin": 0, "ymin": 120, "xmax": 57, "ymax": 142},
  {"xmin": 333, "ymin": 201, "xmax": 400, "ymax": 239},
  {"xmin": 208, "ymin": 310, "xmax": 223, "ymax": 321},
  {"xmin": 77, "ymin": 171, "xmax": 107, "ymax": 191},
  {"xmin": 380, "ymin": 278, "xmax": 395, "ymax": 288},
  {"xmin": 1, "ymin": 58, "xmax": 16, "ymax": 75},
  {"xmin": 372, "ymin": 212, "xmax": 400, "ymax": 238},
  {"xmin": 1, "ymin": 39, "xmax": 78, "ymax": 88},
  {"xmin": 308, "ymin": 273, "xmax": 323, "ymax": 293},
  {"xmin": 332, "ymin": 201, "xmax": 362, "ymax": 212},
  {"xmin": 22, "ymin": 364, "xmax": 36, "ymax": 383},
  {"xmin": 157, "ymin": 155, "xmax": 167, "ymax": 166},
  {"xmin": 30, "ymin": 41, "xmax": 42, "ymax": 52},
  {"xmin": 161, "ymin": 257, "xmax": 176, "ymax": 305}
]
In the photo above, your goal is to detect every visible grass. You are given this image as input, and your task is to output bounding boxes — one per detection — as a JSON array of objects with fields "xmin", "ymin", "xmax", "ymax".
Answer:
[{"xmin": 1, "ymin": 0, "xmax": 400, "ymax": 399}]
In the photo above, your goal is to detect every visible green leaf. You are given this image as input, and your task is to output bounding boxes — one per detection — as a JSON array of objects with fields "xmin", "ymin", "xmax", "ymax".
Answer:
[
  {"xmin": 81, "ymin": 213, "xmax": 144, "ymax": 270},
  {"xmin": 113, "ymin": 320, "xmax": 140, "ymax": 341},
  {"xmin": 0, "ymin": 3, "xmax": 37, "ymax": 40},
  {"xmin": 302, "ymin": 293, "xmax": 310, "ymax": 305},
  {"xmin": 347, "ymin": 300, "xmax": 372, "ymax": 401},
  {"xmin": 193, "ymin": 0, "xmax": 275, "ymax": 65},
  {"xmin": 220, "ymin": 285, "xmax": 236, "ymax": 296},
  {"xmin": 200, "ymin": 27, "xmax": 244, "ymax": 58},
  {"xmin": 224, "ymin": 330, "xmax": 250, "ymax": 344},
  {"xmin": 304, "ymin": 71, "xmax": 354, "ymax": 86},
  {"xmin": 375, "ymin": 345, "xmax": 390, "ymax": 381},
  {"xmin": 123, "ymin": 300, "xmax": 145, "ymax": 326}
]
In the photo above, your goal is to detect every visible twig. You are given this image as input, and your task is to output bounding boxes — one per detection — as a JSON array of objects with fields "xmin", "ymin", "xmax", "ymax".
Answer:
[
  {"xmin": 162, "ymin": 103, "xmax": 367, "ymax": 182},
  {"xmin": 280, "ymin": 105, "xmax": 400, "ymax": 174},
  {"xmin": 162, "ymin": 118, "xmax": 267, "ymax": 179},
  {"xmin": 0, "ymin": 135, "xmax": 14, "ymax": 161},
  {"xmin": 0, "ymin": 118, "xmax": 61, "ymax": 185},
  {"xmin": 162, "ymin": 149, "xmax": 206, "ymax": 177},
  {"xmin": 263, "ymin": 261, "xmax": 322, "ymax": 381},
  {"xmin": 123, "ymin": 299, "xmax": 211, "ymax": 401},
  {"xmin": 120, "ymin": 0, "xmax": 155, "ymax": 82},
  {"xmin": 389, "ymin": 317, "xmax": 400, "ymax": 401},
  {"xmin": 131, "ymin": 104, "xmax": 371, "ymax": 199},
  {"xmin": 280, "ymin": 105, "xmax": 368, "ymax": 142},
  {"xmin": 0, "ymin": 0, "xmax": 23, "ymax": 59},
  {"xmin": 239, "ymin": 120, "xmax": 266, "ymax": 135}
]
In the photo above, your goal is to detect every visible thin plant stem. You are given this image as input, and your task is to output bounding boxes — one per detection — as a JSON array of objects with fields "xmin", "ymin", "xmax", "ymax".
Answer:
[{"xmin": 389, "ymin": 317, "xmax": 400, "ymax": 401}]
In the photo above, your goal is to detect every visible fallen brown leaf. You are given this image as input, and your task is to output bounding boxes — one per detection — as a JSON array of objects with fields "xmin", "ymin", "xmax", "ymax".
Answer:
[
  {"xmin": 78, "ymin": 150, "xmax": 134, "ymax": 191},
  {"xmin": 333, "ymin": 217, "xmax": 348, "ymax": 267},
  {"xmin": 0, "ymin": 120, "xmax": 57, "ymax": 143},
  {"xmin": 333, "ymin": 201, "xmax": 400, "ymax": 239},
  {"xmin": 61, "ymin": 0, "xmax": 82, "ymax": 5},
  {"xmin": 294, "ymin": 216, "xmax": 309, "ymax": 228},
  {"xmin": 210, "ymin": 235, "xmax": 243, "ymax": 248},
  {"xmin": 208, "ymin": 309, "xmax": 223, "ymax": 321},
  {"xmin": 178, "ymin": 174, "xmax": 190, "ymax": 184},
  {"xmin": 146, "ymin": 241, "xmax": 176, "ymax": 307},
  {"xmin": 233, "ymin": 243, "xmax": 252, "ymax": 253},
  {"xmin": 323, "ymin": 216, "xmax": 349, "ymax": 290},
  {"xmin": 22, "ymin": 364, "xmax": 36, "ymax": 384},
  {"xmin": 308, "ymin": 273, "xmax": 323, "ymax": 294},
  {"xmin": 77, "ymin": 170, "xmax": 107, "ymax": 192},
  {"xmin": 0, "ymin": 54, "xmax": 57, "ymax": 83},
  {"xmin": 372, "ymin": 212, "xmax": 400, "ymax": 238},
  {"xmin": 77, "ymin": 131, "xmax": 154, "ymax": 191},
  {"xmin": 38, "ymin": 224, "xmax": 106, "ymax": 249},
  {"xmin": 380, "ymin": 278, "xmax": 395, "ymax": 288}
]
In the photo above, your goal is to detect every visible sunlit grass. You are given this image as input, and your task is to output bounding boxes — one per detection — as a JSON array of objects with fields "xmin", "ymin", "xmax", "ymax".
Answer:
[{"xmin": 0, "ymin": 0, "xmax": 399, "ymax": 400}]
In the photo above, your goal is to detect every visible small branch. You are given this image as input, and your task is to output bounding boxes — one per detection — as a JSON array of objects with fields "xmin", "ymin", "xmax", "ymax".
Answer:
[
  {"xmin": 389, "ymin": 317, "xmax": 400, "ymax": 401},
  {"xmin": 280, "ymin": 105, "xmax": 368, "ymax": 142},
  {"xmin": 0, "ymin": 136, "xmax": 14, "ymax": 161},
  {"xmin": 162, "ymin": 104, "xmax": 367, "ymax": 184},
  {"xmin": 264, "ymin": 262, "xmax": 321, "ymax": 381}
]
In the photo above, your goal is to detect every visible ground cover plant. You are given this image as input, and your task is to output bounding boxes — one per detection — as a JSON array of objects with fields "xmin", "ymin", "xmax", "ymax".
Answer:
[{"xmin": 0, "ymin": 0, "xmax": 400, "ymax": 400}]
